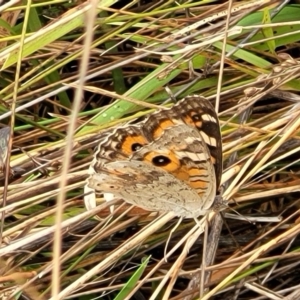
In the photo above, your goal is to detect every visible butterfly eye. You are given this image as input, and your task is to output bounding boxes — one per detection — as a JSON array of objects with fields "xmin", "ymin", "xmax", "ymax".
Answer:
[
  {"xmin": 152, "ymin": 155, "xmax": 171, "ymax": 167},
  {"xmin": 131, "ymin": 143, "xmax": 143, "ymax": 152}
]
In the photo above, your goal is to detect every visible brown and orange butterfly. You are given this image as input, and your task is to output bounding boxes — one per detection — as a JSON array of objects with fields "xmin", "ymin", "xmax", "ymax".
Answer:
[{"xmin": 85, "ymin": 95, "xmax": 222, "ymax": 218}]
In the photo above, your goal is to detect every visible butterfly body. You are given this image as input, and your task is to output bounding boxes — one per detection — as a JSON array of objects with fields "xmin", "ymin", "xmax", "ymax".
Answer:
[{"xmin": 85, "ymin": 96, "xmax": 222, "ymax": 218}]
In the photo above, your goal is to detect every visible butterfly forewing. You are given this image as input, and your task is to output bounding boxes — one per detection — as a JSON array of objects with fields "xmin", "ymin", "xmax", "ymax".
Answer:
[
  {"xmin": 86, "ymin": 95, "xmax": 222, "ymax": 216},
  {"xmin": 142, "ymin": 96, "xmax": 222, "ymax": 188},
  {"xmin": 179, "ymin": 96, "xmax": 222, "ymax": 189}
]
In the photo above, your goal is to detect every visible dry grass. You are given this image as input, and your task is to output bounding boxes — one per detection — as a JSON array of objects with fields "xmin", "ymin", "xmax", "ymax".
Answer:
[{"xmin": 1, "ymin": 0, "xmax": 300, "ymax": 299}]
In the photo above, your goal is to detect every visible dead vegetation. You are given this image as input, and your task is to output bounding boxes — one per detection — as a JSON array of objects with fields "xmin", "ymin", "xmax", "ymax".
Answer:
[{"xmin": 1, "ymin": 0, "xmax": 300, "ymax": 299}]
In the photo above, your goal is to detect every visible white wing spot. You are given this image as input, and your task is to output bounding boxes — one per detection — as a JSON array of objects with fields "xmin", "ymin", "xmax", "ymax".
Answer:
[
  {"xmin": 202, "ymin": 113, "xmax": 217, "ymax": 123},
  {"xmin": 185, "ymin": 136, "xmax": 199, "ymax": 144},
  {"xmin": 200, "ymin": 131, "xmax": 217, "ymax": 147}
]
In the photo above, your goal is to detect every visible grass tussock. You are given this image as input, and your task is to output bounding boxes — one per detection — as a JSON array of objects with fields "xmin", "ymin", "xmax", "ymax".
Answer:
[{"xmin": 1, "ymin": 0, "xmax": 300, "ymax": 299}]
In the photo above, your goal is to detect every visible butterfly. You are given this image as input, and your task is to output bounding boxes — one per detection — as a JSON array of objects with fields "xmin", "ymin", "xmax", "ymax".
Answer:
[{"xmin": 85, "ymin": 95, "xmax": 222, "ymax": 219}]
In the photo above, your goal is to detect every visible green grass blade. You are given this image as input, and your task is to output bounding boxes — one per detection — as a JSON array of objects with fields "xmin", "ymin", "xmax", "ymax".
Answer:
[
  {"xmin": 261, "ymin": 8, "xmax": 276, "ymax": 54},
  {"xmin": 0, "ymin": 0, "xmax": 118, "ymax": 70},
  {"xmin": 113, "ymin": 256, "xmax": 151, "ymax": 300}
]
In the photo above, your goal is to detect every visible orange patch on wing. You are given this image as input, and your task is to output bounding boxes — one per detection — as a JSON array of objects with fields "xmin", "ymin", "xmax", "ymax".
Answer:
[
  {"xmin": 122, "ymin": 135, "xmax": 147, "ymax": 155},
  {"xmin": 173, "ymin": 164, "xmax": 205, "ymax": 182},
  {"xmin": 175, "ymin": 166, "xmax": 209, "ymax": 189},
  {"xmin": 182, "ymin": 115, "xmax": 194, "ymax": 127},
  {"xmin": 190, "ymin": 179, "xmax": 208, "ymax": 190},
  {"xmin": 194, "ymin": 121, "xmax": 203, "ymax": 128},
  {"xmin": 173, "ymin": 166, "xmax": 190, "ymax": 181},
  {"xmin": 152, "ymin": 119, "xmax": 175, "ymax": 139},
  {"xmin": 188, "ymin": 167, "xmax": 207, "ymax": 177}
]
